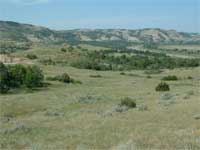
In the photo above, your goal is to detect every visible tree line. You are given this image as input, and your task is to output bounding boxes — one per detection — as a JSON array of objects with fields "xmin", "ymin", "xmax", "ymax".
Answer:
[{"xmin": 71, "ymin": 50, "xmax": 200, "ymax": 71}]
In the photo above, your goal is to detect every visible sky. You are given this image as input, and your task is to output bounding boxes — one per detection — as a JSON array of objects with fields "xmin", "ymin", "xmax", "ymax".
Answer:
[{"xmin": 0, "ymin": 0, "xmax": 199, "ymax": 32}]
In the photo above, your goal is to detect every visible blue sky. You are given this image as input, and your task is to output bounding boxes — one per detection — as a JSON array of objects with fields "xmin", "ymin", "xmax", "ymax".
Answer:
[{"xmin": 0, "ymin": 0, "xmax": 199, "ymax": 32}]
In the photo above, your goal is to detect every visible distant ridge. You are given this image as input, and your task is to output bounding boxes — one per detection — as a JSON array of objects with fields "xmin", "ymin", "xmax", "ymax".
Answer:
[{"xmin": 0, "ymin": 21, "xmax": 200, "ymax": 44}]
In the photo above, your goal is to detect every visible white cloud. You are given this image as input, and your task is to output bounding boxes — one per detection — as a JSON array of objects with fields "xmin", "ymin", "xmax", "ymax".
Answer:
[{"xmin": 10, "ymin": 0, "xmax": 51, "ymax": 5}]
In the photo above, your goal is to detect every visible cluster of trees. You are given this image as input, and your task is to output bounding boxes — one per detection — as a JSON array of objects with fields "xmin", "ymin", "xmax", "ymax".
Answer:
[
  {"xmin": 71, "ymin": 49, "xmax": 200, "ymax": 71},
  {"xmin": 0, "ymin": 63, "xmax": 44, "ymax": 93},
  {"xmin": 0, "ymin": 42, "xmax": 31, "ymax": 54}
]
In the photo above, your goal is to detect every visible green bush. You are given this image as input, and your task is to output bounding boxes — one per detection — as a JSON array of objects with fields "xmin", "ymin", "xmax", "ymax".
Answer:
[
  {"xmin": 0, "ymin": 63, "xmax": 10, "ymax": 93},
  {"xmin": 120, "ymin": 72, "xmax": 126, "ymax": 75},
  {"xmin": 0, "ymin": 63, "xmax": 44, "ymax": 93},
  {"xmin": 162, "ymin": 75, "xmax": 178, "ymax": 81},
  {"xmin": 26, "ymin": 54, "xmax": 37, "ymax": 60},
  {"xmin": 89, "ymin": 74, "xmax": 102, "ymax": 78},
  {"xmin": 46, "ymin": 73, "xmax": 82, "ymax": 84},
  {"xmin": 155, "ymin": 82, "xmax": 170, "ymax": 91},
  {"xmin": 24, "ymin": 66, "xmax": 44, "ymax": 88},
  {"xmin": 39, "ymin": 58, "xmax": 56, "ymax": 65},
  {"xmin": 120, "ymin": 97, "xmax": 136, "ymax": 108},
  {"xmin": 8, "ymin": 64, "xmax": 27, "ymax": 88},
  {"xmin": 59, "ymin": 73, "xmax": 71, "ymax": 83},
  {"xmin": 61, "ymin": 48, "xmax": 67, "ymax": 52}
]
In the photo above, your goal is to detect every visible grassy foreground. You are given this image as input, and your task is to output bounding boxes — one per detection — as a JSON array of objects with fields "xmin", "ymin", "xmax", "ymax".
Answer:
[{"xmin": 0, "ymin": 62, "xmax": 200, "ymax": 149}]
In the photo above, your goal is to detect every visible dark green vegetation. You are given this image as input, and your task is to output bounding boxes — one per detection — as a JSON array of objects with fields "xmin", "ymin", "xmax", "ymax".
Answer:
[
  {"xmin": 46, "ymin": 73, "xmax": 81, "ymax": 84},
  {"xmin": 155, "ymin": 82, "xmax": 170, "ymax": 91},
  {"xmin": 162, "ymin": 75, "xmax": 178, "ymax": 81},
  {"xmin": 0, "ymin": 41, "xmax": 31, "ymax": 54},
  {"xmin": 0, "ymin": 63, "xmax": 10, "ymax": 93},
  {"xmin": 71, "ymin": 49, "xmax": 200, "ymax": 71},
  {"xmin": 0, "ymin": 63, "xmax": 44, "ymax": 93},
  {"xmin": 120, "ymin": 97, "xmax": 137, "ymax": 108},
  {"xmin": 26, "ymin": 54, "xmax": 37, "ymax": 60}
]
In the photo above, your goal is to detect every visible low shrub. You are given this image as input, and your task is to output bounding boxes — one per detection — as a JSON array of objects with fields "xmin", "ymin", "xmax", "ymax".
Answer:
[
  {"xmin": 89, "ymin": 74, "xmax": 102, "ymax": 78},
  {"xmin": 0, "ymin": 63, "xmax": 10, "ymax": 93},
  {"xmin": 8, "ymin": 64, "xmax": 27, "ymax": 88},
  {"xmin": 147, "ymin": 75, "xmax": 152, "ymax": 78},
  {"xmin": 24, "ymin": 66, "xmax": 44, "ymax": 88},
  {"xmin": 120, "ymin": 72, "xmax": 126, "ymax": 75},
  {"xmin": 61, "ymin": 48, "xmax": 67, "ymax": 52},
  {"xmin": 59, "ymin": 73, "xmax": 71, "ymax": 83},
  {"xmin": 46, "ymin": 73, "xmax": 82, "ymax": 84},
  {"xmin": 26, "ymin": 54, "xmax": 37, "ymax": 60},
  {"xmin": 39, "ymin": 58, "xmax": 56, "ymax": 65},
  {"xmin": 120, "ymin": 97, "xmax": 136, "ymax": 108},
  {"xmin": 162, "ymin": 75, "xmax": 178, "ymax": 81},
  {"xmin": 155, "ymin": 82, "xmax": 170, "ymax": 91},
  {"xmin": 187, "ymin": 76, "xmax": 193, "ymax": 79}
]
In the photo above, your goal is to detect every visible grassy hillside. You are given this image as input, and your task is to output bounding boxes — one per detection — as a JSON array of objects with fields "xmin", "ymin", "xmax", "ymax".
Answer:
[{"xmin": 0, "ymin": 21, "xmax": 60, "ymax": 42}]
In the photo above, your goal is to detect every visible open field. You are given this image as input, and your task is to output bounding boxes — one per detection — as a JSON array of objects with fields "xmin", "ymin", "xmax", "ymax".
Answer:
[{"xmin": 1, "ymin": 49, "xmax": 200, "ymax": 149}]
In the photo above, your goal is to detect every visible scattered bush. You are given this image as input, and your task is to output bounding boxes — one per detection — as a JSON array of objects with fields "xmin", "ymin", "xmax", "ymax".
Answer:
[
  {"xmin": 147, "ymin": 75, "xmax": 152, "ymax": 78},
  {"xmin": 68, "ymin": 46, "xmax": 74, "ymax": 52},
  {"xmin": 162, "ymin": 75, "xmax": 178, "ymax": 81},
  {"xmin": 58, "ymin": 73, "xmax": 71, "ymax": 83},
  {"xmin": 89, "ymin": 74, "xmax": 102, "ymax": 78},
  {"xmin": 24, "ymin": 66, "xmax": 44, "ymax": 88},
  {"xmin": 120, "ymin": 72, "xmax": 126, "ymax": 75},
  {"xmin": 194, "ymin": 114, "xmax": 200, "ymax": 120},
  {"xmin": 155, "ymin": 82, "xmax": 170, "ymax": 91},
  {"xmin": 187, "ymin": 76, "xmax": 193, "ymax": 79},
  {"xmin": 120, "ymin": 97, "xmax": 136, "ymax": 108},
  {"xmin": 61, "ymin": 48, "xmax": 67, "ymax": 52},
  {"xmin": 0, "ymin": 63, "xmax": 10, "ymax": 93},
  {"xmin": 8, "ymin": 64, "xmax": 26, "ymax": 88},
  {"xmin": 26, "ymin": 54, "xmax": 37, "ymax": 60},
  {"xmin": 46, "ymin": 73, "xmax": 81, "ymax": 84},
  {"xmin": 39, "ymin": 58, "xmax": 56, "ymax": 65}
]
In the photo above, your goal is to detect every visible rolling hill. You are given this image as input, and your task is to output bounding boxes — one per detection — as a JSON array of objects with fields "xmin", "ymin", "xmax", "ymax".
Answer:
[{"xmin": 0, "ymin": 21, "xmax": 200, "ymax": 44}]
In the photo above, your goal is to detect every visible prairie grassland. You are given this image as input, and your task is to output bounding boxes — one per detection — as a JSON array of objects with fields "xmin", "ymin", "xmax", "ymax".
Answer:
[
  {"xmin": 0, "ymin": 44, "xmax": 200, "ymax": 149},
  {"xmin": 0, "ymin": 61, "xmax": 200, "ymax": 149}
]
